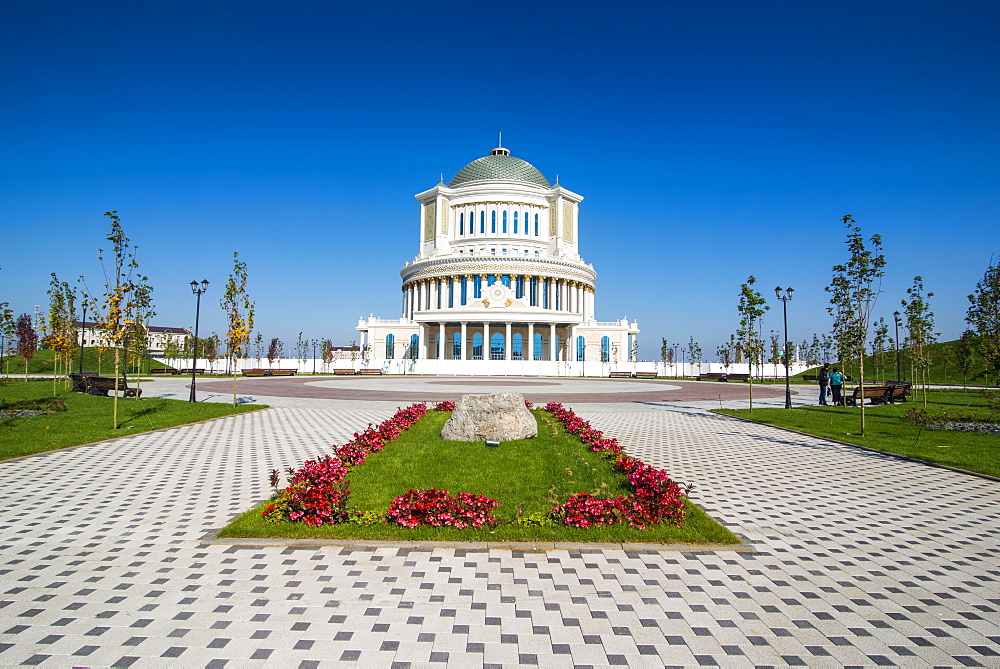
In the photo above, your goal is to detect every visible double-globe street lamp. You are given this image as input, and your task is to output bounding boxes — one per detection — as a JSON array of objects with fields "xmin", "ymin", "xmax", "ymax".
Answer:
[
  {"xmin": 774, "ymin": 286, "xmax": 794, "ymax": 409},
  {"xmin": 189, "ymin": 279, "xmax": 209, "ymax": 402},
  {"xmin": 893, "ymin": 310, "xmax": 902, "ymax": 382}
]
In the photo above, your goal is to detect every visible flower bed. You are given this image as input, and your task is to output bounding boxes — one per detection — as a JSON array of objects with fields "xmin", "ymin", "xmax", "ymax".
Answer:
[
  {"xmin": 905, "ymin": 407, "xmax": 1000, "ymax": 434},
  {"xmin": 263, "ymin": 400, "xmax": 691, "ymax": 531}
]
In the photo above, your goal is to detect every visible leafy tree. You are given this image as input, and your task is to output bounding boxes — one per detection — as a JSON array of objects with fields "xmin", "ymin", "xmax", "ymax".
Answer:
[
  {"xmin": 950, "ymin": 330, "xmax": 978, "ymax": 389},
  {"xmin": 162, "ymin": 337, "xmax": 182, "ymax": 367},
  {"xmin": 267, "ymin": 337, "xmax": 283, "ymax": 367},
  {"xmin": 253, "ymin": 332, "xmax": 264, "ymax": 365},
  {"xmin": 826, "ymin": 215, "xmax": 886, "ymax": 435},
  {"xmin": 737, "ymin": 276, "xmax": 769, "ymax": 411},
  {"xmin": 901, "ymin": 276, "xmax": 936, "ymax": 404},
  {"xmin": 203, "ymin": 332, "xmax": 221, "ymax": 372},
  {"xmin": 688, "ymin": 336, "xmax": 702, "ymax": 375},
  {"xmin": 966, "ymin": 258, "xmax": 1000, "ymax": 386},
  {"xmin": 717, "ymin": 335, "xmax": 735, "ymax": 374},
  {"xmin": 15, "ymin": 313, "xmax": 38, "ymax": 378},
  {"xmin": 125, "ymin": 273, "xmax": 155, "ymax": 383},
  {"xmin": 44, "ymin": 273, "xmax": 78, "ymax": 391},
  {"xmin": 870, "ymin": 317, "xmax": 889, "ymax": 383},
  {"xmin": 660, "ymin": 338, "xmax": 669, "ymax": 375},
  {"xmin": 220, "ymin": 252, "xmax": 255, "ymax": 405},
  {"xmin": 295, "ymin": 331, "xmax": 308, "ymax": 366},
  {"xmin": 322, "ymin": 339, "xmax": 335, "ymax": 372},
  {"xmin": 0, "ymin": 302, "xmax": 14, "ymax": 377}
]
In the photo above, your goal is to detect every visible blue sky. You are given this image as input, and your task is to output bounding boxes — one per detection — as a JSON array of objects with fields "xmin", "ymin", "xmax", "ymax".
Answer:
[{"xmin": 2, "ymin": 0, "xmax": 997, "ymax": 361}]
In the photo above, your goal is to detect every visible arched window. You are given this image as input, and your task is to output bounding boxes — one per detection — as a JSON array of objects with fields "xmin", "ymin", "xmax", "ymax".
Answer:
[
  {"xmin": 533, "ymin": 333, "xmax": 543, "ymax": 360},
  {"xmin": 409, "ymin": 334, "xmax": 419, "ymax": 360},
  {"xmin": 459, "ymin": 213, "xmax": 464, "ymax": 236},
  {"xmin": 513, "ymin": 333, "xmax": 523, "ymax": 360},
  {"xmin": 491, "ymin": 211, "xmax": 496, "ymax": 234},
  {"xmin": 601, "ymin": 336, "xmax": 610, "ymax": 363},
  {"xmin": 480, "ymin": 211, "xmax": 485, "ymax": 233},
  {"xmin": 502, "ymin": 211, "xmax": 507, "ymax": 233},
  {"xmin": 385, "ymin": 334, "xmax": 395, "ymax": 359},
  {"xmin": 473, "ymin": 275, "xmax": 482, "ymax": 298},
  {"xmin": 472, "ymin": 333, "xmax": 483, "ymax": 360},
  {"xmin": 513, "ymin": 211, "xmax": 518, "ymax": 234},
  {"xmin": 490, "ymin": 333, "xmax": 505, "ymax": 360},
  {"xmin": 452, "ymin": 332, "xmax": 462, "ymax": 359},
  {"xmin": 525, "ymin": 211, "xmax": 529, "ymax": 234},
  {"xmin": 577, "ymin": 336, "xmax": 586, "ymax": 361},
  {"xmin": 534, "ymin": 213, "xmax": 539, "ymax": 236}
]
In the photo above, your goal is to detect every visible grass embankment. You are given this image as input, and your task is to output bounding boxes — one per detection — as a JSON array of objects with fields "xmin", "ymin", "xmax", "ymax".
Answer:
[
  {"xmin": 791, "ymin": 339, "xmax": 998, "ymax": 386},
  {"xmin": 1, "ymin": 347, "xmax": 175, "ymax": 376},
  {"xmin": 221, "ymin": 410, "xmax": 739, "ymax": 545},
  {"xmin": 716, "ymin": 390, "xmax": 999, "ymax": 477},
  {"xmin": 0, "ymin": 380, "xmax": 265, "ymax": 460}
]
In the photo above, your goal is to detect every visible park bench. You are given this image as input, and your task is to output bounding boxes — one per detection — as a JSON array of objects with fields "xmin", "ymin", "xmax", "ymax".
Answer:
[
  {"xmin": 333, "ymin": 368, "xmax": 357, "ymax": 375},
  {"xmin": 634, "ymin": 371, "xmax": 658, "ymax": 379},
  {"xmin": 697, "ymin": 372, "xmax": 728, "ymax": 381},
  {"xmin": 269, "ymin": 369, "xmax": 297, "ymax": 376},
  {"xmin": 726, "ymin": 373, "xmax": 751, "ymax": 382},
  {"xmin": 69, "ymin": 372, "xmax": 99, "ymax": 393},
  {"xmin": 802, "ymin": 374, "xmax": 818, "ymax": 381},
  {"xmin": 609, "ymin": 371, "xmax": 632, "ymax": 378},
  {"xmin": 179, "ymin": 368, "xmax": 206, "ymax": 375},
  {"xmin": 149, "ymin": 368, "xmax": 178, "ymax": 375},
  {"xmin": 845, "ymin": 385, "xmax": 891, "ymax": 406},
  {"xmin": 87, "ymin": 376, "xmax": 142, "ymax": 398},
  {"xmin": 241, "ymin": 368, "xmax": 269, "ymax": 376},
  {"xmin": 885, "ymin": 381, "xmax": 912, "ymax": 403},
  {"xmin": 359, "ymin": 369, "xmax": 383, "ymax": 375}
]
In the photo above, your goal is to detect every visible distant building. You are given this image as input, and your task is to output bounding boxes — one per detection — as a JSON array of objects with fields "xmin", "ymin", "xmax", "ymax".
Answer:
[
  {"xmin": 74, "ymin": 321, "xmax": 190, "ymax": 356},
  {"xmin": 356, "ymin": 143, "xmax": 639, "ymax": 373}
]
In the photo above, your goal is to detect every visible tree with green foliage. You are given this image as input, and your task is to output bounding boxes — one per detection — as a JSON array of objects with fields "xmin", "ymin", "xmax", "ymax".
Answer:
[
  {"xmin": 220, "ymin": 252, "xmax": 255, "ymax": 406},
  {"xmin": 965, "ymin": 258, "xmax": 1000, "ymax": 386},
  {"xmin": 950, "ymin": 330, "xmax": 978, "ymax": 389},
  {"xmin": 15, "ymin": 313, "xmax": 38, "ymax": 378},
  {"xmin": 737, "ymin": 276, "xmax": 769, "ymax": 411},
  {"xmin": 202, "ymin": 333, "xmax": 221, "ymax": 372},
  {"xmin": 688, "ymin": 336, "xmax": 702, "ymax": 376},
  {"xmin": 826, "ymin": 215, "xmax": 886, "ymax": 435},
  {"xmin": 126, "ymin": 273, "xmax": 155, "ymax": 383},
  {"xmin": 901, "ymin": 276, "xmax": 936, "ymax": 404},
  {"xmin": 295, "ymin": 331, "xmax": 308, "ymax": 366},
  {"xmin": 660, "ymin": 338, "xmax": 669, "ymax": 375},
  {"xmin": 322, "ymin": 339, "xmax": 335, "ymax": 372},
  {"xmin": 717, "ymin": 335, "xmax": 736, "ymax": 374},
  {"xmin": 870, "ymin": 317, "xmax": 890, "ymax": 383},
  {"xmin": 0, "ymin": 302, "xmax": 14, "ymax": 377},
  {"xmin": 44, "ymin": 273, "xmax": 78, "ymax": 391}
]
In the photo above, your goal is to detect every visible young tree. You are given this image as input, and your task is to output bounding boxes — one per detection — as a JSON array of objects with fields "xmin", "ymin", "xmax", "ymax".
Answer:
[
  {"xmin": 267, "ymin": 337, "xmax": 283, "ymax": 367},
  {"xmin": 162, "ymin": 337, "xmax": 181, "ymax": 368},
  {"xmin": 966, "ymin": 258, "xmax": 1000, "ymax": 386},
  {"xmin": 688, "ymin": 337, "xmax": 702, "ymax": 375},
  {"xmin": 14, "ymin": 313, "xmax": 38, "ymax": 378},
  {"xmin": 44, "ymin": 273, "xmax": 78, "ymax": 391},
  {"xmin": 660, "ymin": 338, "xmax": 669, "ymax": 375},
  {"xmin": 203, "ymin": 333, "xmax": 221, "ymax": 372},
  {"xmin": 295, "ymin": 331, "xmax": 308, "ymax": 367},
  {"xmin": 97, "ymin": 211, "xmax": 143, "ymax": 428},
  {"xmin": 900, "ymin": 276, "xmax": 936, "ymax": 404},
  {"xmin": 0, "ymin": 303, "xmax": 14, "ymax": 377},
  {"xmin": 951, "ymin": 330, "xmax": 978, "ymax": 390},
  {"xmin": 737, "ymin": 276, "xmax": 769, "ymax": 411},
  {"xmin": 220, "ymin": 252, "xmax": 255, "ymax": 406},
  {"xmin": 717, "ymin": 335, "xmax": 735, "ymax": 375},
  {"xmin": 870, "ymin": 317, "xmax": 889, "ymax": 383},
  {"xmin": 322, "ymin": 339, "xmax": 335, "ymax": 372},
  {"xmin": 253, "ymin": 332, "xmax": 264, "ymax": 365},
  {"xmin": 126, "ymin": 273, "xmax": 155, "ymax": 384},
  {"xmin": 826, "ymin": 215, "xmax": 886, "ymax": 436}
]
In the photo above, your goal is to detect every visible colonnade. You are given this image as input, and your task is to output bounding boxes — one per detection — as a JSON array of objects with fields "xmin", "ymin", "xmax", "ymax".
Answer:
[{"xmin": 401, "ymin": 274, "xmax": 594, "ymax": 320}]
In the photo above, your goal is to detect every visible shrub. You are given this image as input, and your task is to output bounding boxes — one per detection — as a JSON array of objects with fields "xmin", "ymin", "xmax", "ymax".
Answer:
[{"xmin": 386, "ymin": 488, "xmax": 499, "ymax": 529}]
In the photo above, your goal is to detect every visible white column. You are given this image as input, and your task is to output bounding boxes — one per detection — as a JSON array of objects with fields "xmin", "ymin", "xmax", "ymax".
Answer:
[
  {"xmin": 527, "ymin": 323, "xmax": 534, "ymax": 361},
  {"xmin": 483, "ymin": 322, "xmax": 490, "ymax": 360},
  {"xmin": 460, "ymin": 322, "xmax": 467, "ymax": 360},
  {"xmin": 439, "ymin": 323, "xmax": 446, "ymax": 360},
  {"xmin": 505, "ymin": 322, "xmax": 512, "ymax": 361},
  {"xmin": 549, "ymin": 324, "xmax": 557, "ymax": 361}
]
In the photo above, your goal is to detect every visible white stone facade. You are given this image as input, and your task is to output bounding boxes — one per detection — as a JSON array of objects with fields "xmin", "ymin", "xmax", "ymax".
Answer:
[{"xmin": 357, "ymin": 145, "xmax": 639, "ymax": 375}]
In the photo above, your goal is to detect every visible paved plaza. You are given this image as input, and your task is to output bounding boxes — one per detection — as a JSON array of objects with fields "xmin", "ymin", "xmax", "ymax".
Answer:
[{"xmin": 1, "ymin": 376, "xmax": 998, "ymax": 667}]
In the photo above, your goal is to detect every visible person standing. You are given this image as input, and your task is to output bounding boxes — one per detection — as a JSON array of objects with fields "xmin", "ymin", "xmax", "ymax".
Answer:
[
  {"xmin": 818, "ymin": 363, "xmax": 831, "ymax": 405},
  {"xmin": 829, "ymin": 366, "xmax": 845, "ymax": 406}
]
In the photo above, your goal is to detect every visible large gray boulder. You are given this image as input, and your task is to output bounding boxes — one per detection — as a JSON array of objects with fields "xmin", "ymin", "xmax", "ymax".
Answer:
[{"xmin": 441, "ymin": 392, "xmax": 537, "ymax": 442}]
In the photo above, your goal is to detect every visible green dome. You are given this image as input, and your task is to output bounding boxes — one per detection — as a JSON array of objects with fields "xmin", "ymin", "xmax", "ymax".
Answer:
[{"xmin": 449, "ymin": 148, "xmax": 550, "ymax": 188}]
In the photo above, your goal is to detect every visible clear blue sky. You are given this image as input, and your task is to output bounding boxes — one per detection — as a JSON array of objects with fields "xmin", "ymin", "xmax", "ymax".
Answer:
[{"xmin": 2, "ymin": 0, "xmax": 997, "ymax": 360}]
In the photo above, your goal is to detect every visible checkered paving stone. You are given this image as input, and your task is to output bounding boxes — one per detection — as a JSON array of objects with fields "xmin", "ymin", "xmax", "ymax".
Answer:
[{"xmin": 0, "ymin": 400, "xmax": 997, "ymax": 668}]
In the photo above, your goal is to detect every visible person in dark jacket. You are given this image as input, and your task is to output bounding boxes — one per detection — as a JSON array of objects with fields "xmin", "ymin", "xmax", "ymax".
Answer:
[{"xmin": 818, "ymin": 363, "xmax": 831, "ymax": 405}]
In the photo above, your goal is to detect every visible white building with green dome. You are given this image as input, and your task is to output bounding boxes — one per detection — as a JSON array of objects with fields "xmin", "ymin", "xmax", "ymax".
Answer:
[{"xmin": 356, "ymin": 144, "xmax": 639, "ymax": 375}]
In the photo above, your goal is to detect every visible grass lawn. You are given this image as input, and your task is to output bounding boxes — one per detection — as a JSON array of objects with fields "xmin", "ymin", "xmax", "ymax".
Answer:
[
  {"xmin": 0, "ymin": 380, "xmax": 265, "ymax": 460},
  {"xmin": 716, "ymin": 390, "xmax": 999, "ymax": 477},
  {"xmin": 220, "ymin": 410, "xmax": 739, "ymax": 545}
]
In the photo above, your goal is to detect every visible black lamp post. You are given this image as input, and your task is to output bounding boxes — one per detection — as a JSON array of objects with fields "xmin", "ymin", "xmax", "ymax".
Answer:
[
  {"xmin": 312, "ymin": 339, "xmax": 317, "ymax": 375},
  {"xmin": 78, "ymin": 301, "xmax": 88, "ymax": 375},
  {"xmin": 893, "ymin": 310, "xmax": 902, "ymax": 382},
  {"xmin": 189, "ymin": 279, "xmax": 209, "ymax": 402},
  {"xmin": 775, "ymin": 286, "xmax": 794, "ymax": 409}
]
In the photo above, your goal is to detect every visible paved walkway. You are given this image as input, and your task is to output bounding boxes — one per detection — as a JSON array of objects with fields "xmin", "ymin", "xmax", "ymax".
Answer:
[{"xmin": 1, "ymin": 377, "xmax": 998, "ymax": 667}]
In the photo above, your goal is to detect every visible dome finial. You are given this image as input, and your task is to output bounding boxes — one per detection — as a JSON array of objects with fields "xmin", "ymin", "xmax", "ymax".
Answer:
[{"xmin": 490, "ymin": 132, "xmax": 509, "ymax": 157}]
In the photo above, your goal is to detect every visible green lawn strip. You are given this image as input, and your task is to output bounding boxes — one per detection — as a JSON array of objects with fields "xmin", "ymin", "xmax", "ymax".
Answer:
[
  {"xmin": 0, "ymin": 380, "xmax": 265, "ymax": 460},
  {"xmin": 715, "ymin": 390, "xmax": 999, "ymax": 478},
  {"xmin": 219, "ymin": 410, "xmax": 739, "ymax": 544},
  {"xmin": 2, "ymin": 347, "xmax": 176, "ymax": 376}
]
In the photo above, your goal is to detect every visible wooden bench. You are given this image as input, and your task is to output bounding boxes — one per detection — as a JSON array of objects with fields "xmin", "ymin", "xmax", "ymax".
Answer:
[
  {"xmin": 359, "ymin": 369, "xmax": 383, "ymax": 375},
  {"xmin": 634, "ymin": 371, "xmax": 658, "ymax": 379},
  {"xmin": 697, "ymin": 373, "xmax": 728, "ymax": 381},
  {"xmin": 333, "ymin": 368, "xmax": 357, "ymax": 375},
  {"xmin": 845, "ymin": 385, "xmax": 891, "ymax": 406},
  {"xmin": 241, "ymin": 368, "xmax": 269, "ymax": 376},
  {"xmin": 269, "ymin": 369, "xmax": 297, "ymax": 376},
  {"xmin": 727, "ymin": 373, "xmax": 751, "ymax": 382},
  {"xmin": 802, "ymin": 374, "xmax": 818, "ymax": 381},
  {"xmin": 87, "ymin": 376, "xmax": 142, "ymax": 398},
  {"xmin": 885, "ymin": 381, "xmax": 911, "ymax": 403},
  {"xmin": 609, "ymin": 371, "xmax": 633, "ymax": 378},
  {"xmin": 149, "ymin": 368, "xmax": 178, "ymax": 375},
  {"xmin": 179, "ymin": 368, "xmax": 206, "ymax": 375},
  {"xmin": 69, "ymin": 372, "xmax": 98, "ymax": 393}
]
